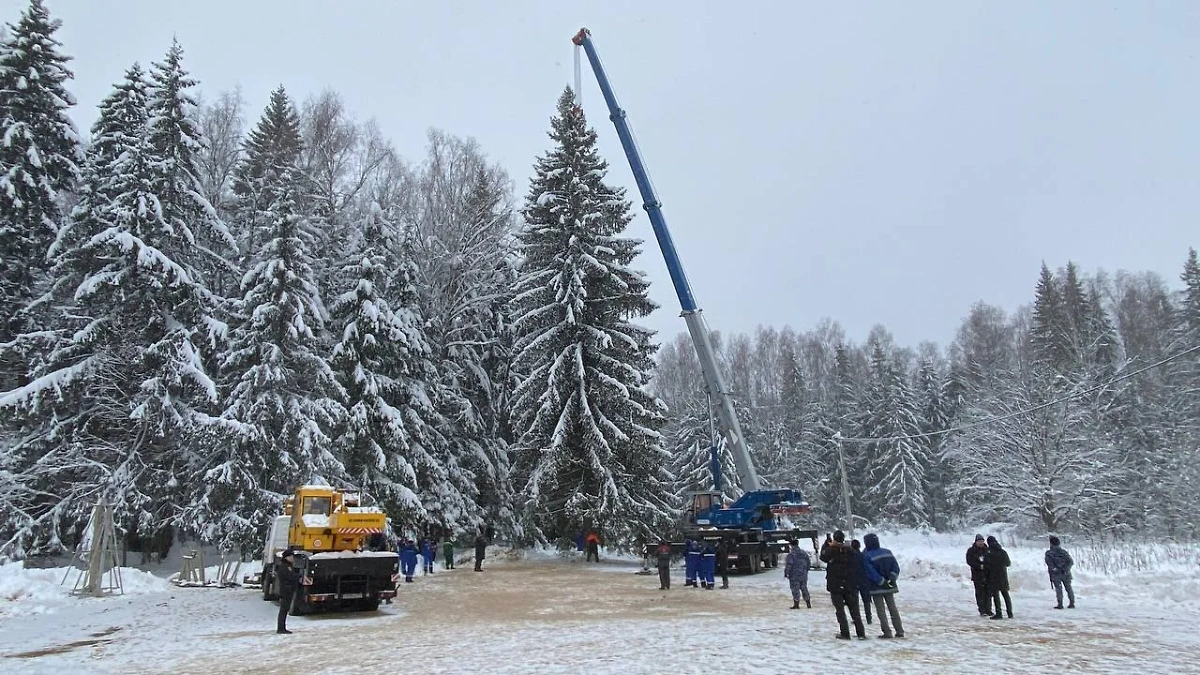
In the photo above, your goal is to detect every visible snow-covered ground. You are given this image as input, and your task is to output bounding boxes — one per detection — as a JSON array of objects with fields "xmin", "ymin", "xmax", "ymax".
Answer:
[{"xmin": 2, "ymin": 530, "xmax": 1198, "ymax": 674}]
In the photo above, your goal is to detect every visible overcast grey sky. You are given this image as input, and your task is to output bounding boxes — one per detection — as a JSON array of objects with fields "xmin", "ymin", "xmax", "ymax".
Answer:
[{"xmin": 10, "ymin": 0, "xmax": 1198, "ymax": 349}]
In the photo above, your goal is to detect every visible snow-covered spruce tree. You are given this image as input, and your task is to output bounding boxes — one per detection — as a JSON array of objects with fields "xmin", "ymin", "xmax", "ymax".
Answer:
[
  {"xmin": 858, "ymin": 341, "xmax": 928, "ymax": 526},
  {"xmin": 230, "ymin": 85, "xmax": 300, "ymax": 268},
  {"xmin": 145, "ymin": 39, "xmax": 237, "ymax": 335},
  {"xmin": 914, "ymin": 357, "xmax": 956, "ymax": 530},
  {"xmin": 194, "ymin": 93, "xmax": 346, "ymax": 552},
  {"xmin": 0, "ymin": 56, "xmax": 230, "ymax": 554},
  {"xmin": 330, "ymin": 202, "xmax": 466, "ymax": 527},
  {"xmin": 509, "ymin": 88, "xmax": 674, "ymax": 546},
  {"xmin": 0, "ymin": 0, "xmax": 81, "ymax": 390}
]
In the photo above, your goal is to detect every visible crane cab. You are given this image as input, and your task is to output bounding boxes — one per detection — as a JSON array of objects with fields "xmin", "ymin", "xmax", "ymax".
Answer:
[{"xmin": 685, "ymin": 491, "xmax": 726, "ymax": 526}]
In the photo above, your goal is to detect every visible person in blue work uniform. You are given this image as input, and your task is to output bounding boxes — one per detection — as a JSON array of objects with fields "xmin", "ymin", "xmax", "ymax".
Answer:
[
  {"xmin": 861, "ymin": 532, "xmax": 905, "ymax": 638},
  {"xmin": 685, "ymin": 538, "xmax": 701, "ymax": 587},
  {"xmin": 700, "ymin": 540, "xmax": 717, "ymax": 590},
  {"xmin": 399, "ymin": 538, "xmax": 420, "ymax": 582},
  {"xmin": 420, "ymin": 537, "xmax": 436, "ymax": 575}
]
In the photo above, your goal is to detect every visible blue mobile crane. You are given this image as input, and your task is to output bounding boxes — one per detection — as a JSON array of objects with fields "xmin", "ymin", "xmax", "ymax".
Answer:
[{"xmin": 572, "ymin": 28, "xmax": 819, "ymax": 572}]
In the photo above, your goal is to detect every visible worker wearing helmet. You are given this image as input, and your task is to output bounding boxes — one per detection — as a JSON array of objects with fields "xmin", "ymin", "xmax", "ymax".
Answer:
[
  {"xmin": 399, "ymin": 538, "xmax": 419, "ymax": 582},
  {"xmin": 684, "ymin": 538, "xmax": 701, "ymax": 587},
  {"xmin": 700, "ymin": 540, "xmax": 717, "ymax": 590}
]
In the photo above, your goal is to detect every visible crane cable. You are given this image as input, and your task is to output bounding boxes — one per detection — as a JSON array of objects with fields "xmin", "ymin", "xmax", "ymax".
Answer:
[{"xmin": 833, "ymin": 342, "xmax": 1200, "ymax": 445}]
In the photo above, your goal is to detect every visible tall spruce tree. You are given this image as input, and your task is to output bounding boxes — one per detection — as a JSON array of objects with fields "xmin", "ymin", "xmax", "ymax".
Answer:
[
  {"xmin": 329, "ymin": 202, "xmax": 467, "ymax": 526},
  {"xmin": 1, "ymin": 53, "xmax": 229, "ymax": 553},
  {"xmin": 0, "ymin": 0, "xmax": 81, "ymax": 390},
  {"xmin": 193, "ymin": 90, "xmax": 345, "ymax": 552},
  {"xmin": 509, "ymin": 88, "xmax": 673, "ymax": 546}
]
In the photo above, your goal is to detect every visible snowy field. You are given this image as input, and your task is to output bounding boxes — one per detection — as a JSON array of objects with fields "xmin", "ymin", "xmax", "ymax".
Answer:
[{"xmin": 2, "ymin": 529, "xmax": 1199, "ymax": 675}]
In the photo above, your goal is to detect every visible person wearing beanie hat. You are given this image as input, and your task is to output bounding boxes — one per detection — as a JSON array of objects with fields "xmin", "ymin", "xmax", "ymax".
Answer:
[
  {"xmin": 819, "ymin": 529, "xmax": 866, "ymax": 640},
  {"xmin": 985, "ymin": 536, "xmax": 1013, "ymax": 619},
  {"xmin": 966, "ymin": 534, "xmax": 991, "ymax": 616},
  {"xmin": 1045, "ymin": 536, "xmax": 1076, "ymax": 609}
]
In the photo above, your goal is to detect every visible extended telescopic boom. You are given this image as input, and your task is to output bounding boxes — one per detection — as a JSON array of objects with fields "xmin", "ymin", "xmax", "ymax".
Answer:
[{"xmin": 571, "ymin": 28, "xmax": 761, "ymax": 492}]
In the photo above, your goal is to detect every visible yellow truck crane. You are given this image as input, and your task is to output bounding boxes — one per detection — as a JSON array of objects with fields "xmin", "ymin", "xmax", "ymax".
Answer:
[{"xmin": 260, "ymin": 485, "xmax": 399, "ymax": 614}]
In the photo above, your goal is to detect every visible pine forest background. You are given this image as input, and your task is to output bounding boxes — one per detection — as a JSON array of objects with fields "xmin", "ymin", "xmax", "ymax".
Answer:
[{"xmin": 1, "ymin": 1, "xmax": 1197, "ymax": 561}]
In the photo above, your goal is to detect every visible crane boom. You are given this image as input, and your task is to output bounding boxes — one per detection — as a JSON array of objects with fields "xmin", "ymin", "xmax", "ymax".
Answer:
[{"xmin": 572, "ymin": 28, "xmax": 761, "ymax": 492}]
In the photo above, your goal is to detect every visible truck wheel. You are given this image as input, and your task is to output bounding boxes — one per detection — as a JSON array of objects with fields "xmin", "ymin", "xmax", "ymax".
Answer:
[
  {"xmin": 261, "ymin": 567, "xmax": 276, "ymax": 601},
  {"xmin": 751, "ymin": 554, "xmax": 762, "ymax": 573},
  {"xmin": 360, "ymin": 598, "xmax": 380, "ymax": 612}
]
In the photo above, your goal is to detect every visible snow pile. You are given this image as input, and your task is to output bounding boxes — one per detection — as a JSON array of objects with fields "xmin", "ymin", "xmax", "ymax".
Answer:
[{"xmin": 0, "ymin": 562, "xmax": 170, "ymax": 618}]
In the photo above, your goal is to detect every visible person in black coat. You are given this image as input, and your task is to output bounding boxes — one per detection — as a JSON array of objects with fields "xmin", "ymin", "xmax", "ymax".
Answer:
[
  {"xmin": 966, "ymin": 534, "xmax": 991, "ymax": 616},
  {"xmin": 276, "ymin": 549, "xmax": 301, "ymax": 634},
  {"xmin": 474, "ymin": 532, "xmax": 488, "ymax": 572},
  {"xmin": 819, "ymin": 530, "xmax": 866, "ymax": 640},
  {"xmin": 984, "ymin": 535, "xmax": 1013, "ymax": 619},
  {"xmin": 716, "ymin": 539, "xmax": 732, "ymax": 590}
]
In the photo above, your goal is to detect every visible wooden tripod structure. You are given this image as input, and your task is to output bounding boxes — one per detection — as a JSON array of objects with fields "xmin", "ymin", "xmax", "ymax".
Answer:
[{"xmin": 62, "ymin": 495, "xmax": 124, "ymax": 597}]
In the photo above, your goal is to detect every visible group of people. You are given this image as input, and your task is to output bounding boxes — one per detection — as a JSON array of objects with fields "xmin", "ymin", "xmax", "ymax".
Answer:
[
  {"xmin": 966, "ymin": 533, "xmax": 1076, "ymax": 618},
  {"xmin": 819, "ymin": 531, "xmax": 906, "ymax": 639},
  {"xmin": 652, "ymin": 538, "xmax": 732, "ymax": 590}
]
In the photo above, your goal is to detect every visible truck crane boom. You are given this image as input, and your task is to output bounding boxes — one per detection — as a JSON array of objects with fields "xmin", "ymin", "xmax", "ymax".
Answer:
[{"xmin": 572, "ymin": 27, "xmax": 761, "ymax": 492}]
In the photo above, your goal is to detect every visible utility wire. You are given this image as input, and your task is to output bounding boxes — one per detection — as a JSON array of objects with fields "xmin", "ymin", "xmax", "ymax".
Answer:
[{"xmin": 830, "ymin": 343, "xmax": 1200, "ymax": 445}]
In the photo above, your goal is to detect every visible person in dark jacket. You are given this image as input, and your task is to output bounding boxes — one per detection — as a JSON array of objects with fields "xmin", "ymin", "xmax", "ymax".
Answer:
[
  {"xmin": 655, "ymin": 540, "xmax": 673, "ymax": 590},
  {"xmin": 442, "ymin": 539, "xmax": 455, "ymax": 570},
  {"xmin": 715, "ymin": 538, "xmax": 730, "ymax": 590},
  {"xmin": 1045, "ymin": 536, "xmax": 1076, "ymax": 609},
  {"xmin": 967, "ymin": 534, "xmax": 991, "ymax": 616},
  {"xmin": 474, "ymin": 532, "xmax": 487, "ymax": 571},
  {"xmin": 819, "ymin": 530, "xmax": 866, "ymax": 640},
  {"xmin": 861, "ymin": 533, "xmax": 905, "ymax": 638},
  {"xmin": 276, "ymin": 549, "xmax": 301, "ymax": 634},
  {"xmin": 850, "ymin": 540, "xmax": 873, "ymax": 624},
  {"xmin": 399, "ymin": 538, "xmax": 420, "ymax": 582},
  {"xmin": 985, "ymin": 535, "xmax": 1012, "ymax": 619}
]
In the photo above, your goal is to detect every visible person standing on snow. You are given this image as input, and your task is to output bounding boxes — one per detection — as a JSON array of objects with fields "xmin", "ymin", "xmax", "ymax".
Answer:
[
  {"xmin": 655, "ymin": 540, "xmax": 673, "ymax": 590},
  {"xmin": 850, "ymin": 539, "xmax": 873, "ymax": 625},
  {"xmin": 784, "ymin": 539, "xmax": 812, "ymax": 609},
  {"xmin": 420, "ymin": 537, "xmax": 436, "ymax": 575},
  {"xmin": 684, "ymin": 538, "xmax": 701, "ymax": 587},
  {"xmin": 585, "ymin": 531, "xmax": 601, "ymax": 562},
  {"xmin": 985, "ymin": 535, "xmax": 1013, "ymax": 619},
  {"xmin": 700, "ymin": 540, "xmax": 717, "ymax": 589},
  {"xmin": 574, "ymin": 530, "xmax": 586, "ymax": 554},
  {"xmin": 1045, "ymin": 536, "xmax": 1076, "ymax": 609},
  {"xmin": 474, "ymin": 531, "xmax": 488, "ymax": 572},
  {"xmin": 442, "ymin": 539, "xmax": 455, "ymax": 570},
  {"xmin": 861, "ymin": 533, "xmax": 905, "ymax": 639},
  {"xmin": 967, "ymin": 534, "xmax": 992, "ymax": 616},
  {"xmin": 276, "ymin": 549, "xmax": 301, "ymax": 634},
  {"xmin": 399, "ymin": 538, "xmax": 420, "ymax": 582},
  {"xmin": 819, "ymin": 530, "xmax": 866, "ymax": 640},
  {"xmin": 714, "ymin": 538, "xmax": 730, "ymax": 589}
]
